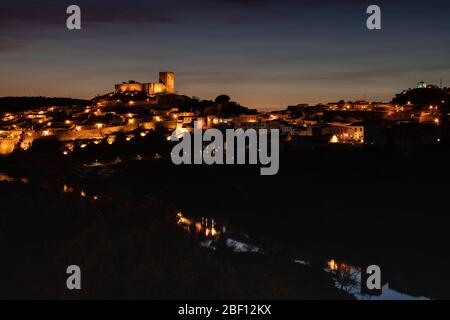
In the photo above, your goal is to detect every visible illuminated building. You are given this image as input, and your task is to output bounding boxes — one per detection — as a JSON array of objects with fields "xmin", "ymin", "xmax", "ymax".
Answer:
[{"xmin": 114, "ymin": 72, "xmax": 175, "ymax": 95}]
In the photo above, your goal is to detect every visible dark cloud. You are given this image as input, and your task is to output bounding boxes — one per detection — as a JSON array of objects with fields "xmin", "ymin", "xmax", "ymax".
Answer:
[
  {"xmin": 0, "ymin": 1, "xmax": 175, "ymax": 28},
  {"xmin": 0, "ymin": 0, "xmax": 404, "ymax": 29},
  {"xmin": 0, "ymin": 1, "xmax": 176, "ymax": 52},
  {"xmin": 212, "ymin": 0, "xmax": 396, "ymax": 8}
]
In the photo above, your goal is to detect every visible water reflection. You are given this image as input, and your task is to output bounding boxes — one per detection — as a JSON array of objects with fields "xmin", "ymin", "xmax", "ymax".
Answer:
[
  {"xmin": 176, "ymin": 211, "xmax": 432, "ymax": 300},
  {"xmin": 176, "ymin": 212, "xmax": 261, "ymax": 253},
  {"xmin": 177, "ymin": 212, "xmax": 223, "ymax": 239},
  {"xmin": 0, "ymin": 174, "xmax": 436, "ymax": 300},
  {"xmin": 323, "ymin": 258, "xmax": 430, "ymax": 300},
  {"xmin": 0, "ymin": 172, "xmax": 29, "ymax": 184},
  {"xmin": 0, "ymin": 173, "xmax": 14, "ymax": 182},
  {"xmin": 325, "ymin": 259, "xmax": 362, "ymax": 296},
  {"xmin": 1, "ymin": 172, "xmax": 100, "ymax": 203},
  {"xmin": 62, "ymin": 183, "xmax": 99, "ymax": 202}
]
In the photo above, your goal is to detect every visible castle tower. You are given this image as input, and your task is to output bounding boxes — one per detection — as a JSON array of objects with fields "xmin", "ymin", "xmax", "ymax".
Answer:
[{"xmin": 159, "ymin": 72, "xmax": 175, "ymax": 94}]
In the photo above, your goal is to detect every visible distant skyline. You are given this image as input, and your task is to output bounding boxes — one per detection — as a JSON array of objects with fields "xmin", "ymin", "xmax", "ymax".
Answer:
[{"xmin": 0, "ymin": 0, "xmax": 449, "ymax": 109}]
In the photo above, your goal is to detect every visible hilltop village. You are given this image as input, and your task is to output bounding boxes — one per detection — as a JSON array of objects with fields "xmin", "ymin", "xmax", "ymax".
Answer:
[{"xmin": 0, "ymin": 73, "xmax": 449, "ymax": 157}]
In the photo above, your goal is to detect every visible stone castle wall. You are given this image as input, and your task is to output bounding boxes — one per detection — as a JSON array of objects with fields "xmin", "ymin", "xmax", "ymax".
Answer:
[{"xmin": 114, "ymin": 72, "xmax": 175, "ymax": 95}]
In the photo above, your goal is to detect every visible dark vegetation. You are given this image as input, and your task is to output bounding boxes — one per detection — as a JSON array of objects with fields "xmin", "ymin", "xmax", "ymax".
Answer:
[
  {"xmin": 0, "ymin": 94, "xmax": 257, "ymax": 118},
  {"xmin": 0, "ymin": 182, "xmax": 349, "ymax": 300},
  {"xmin": 0, "ymin": 97, "xmax": 90, "ymax": 113},
  {"xmin": 392, "ymin": 87, "xmax": 449, "ymax": 107},
  {"xmin": 93, "ymin": 92, "xmax": 258, "ymax": 117}
]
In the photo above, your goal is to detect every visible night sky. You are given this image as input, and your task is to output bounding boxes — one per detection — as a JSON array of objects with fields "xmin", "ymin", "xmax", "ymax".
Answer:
[{"xmin": 1, "ymin": 0, "xmax": 449, "ymax": 109}]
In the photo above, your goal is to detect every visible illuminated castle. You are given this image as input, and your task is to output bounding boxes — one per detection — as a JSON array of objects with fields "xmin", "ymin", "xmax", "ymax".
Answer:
[{"xmin": 115, "ymin": 72, "xmax": 175, "ymax": 95}]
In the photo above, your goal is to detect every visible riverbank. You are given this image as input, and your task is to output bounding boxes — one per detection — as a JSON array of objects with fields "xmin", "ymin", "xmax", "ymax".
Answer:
[{"xmin": 0, "ymin": 181, "xmax": 351, "ymax": 299}]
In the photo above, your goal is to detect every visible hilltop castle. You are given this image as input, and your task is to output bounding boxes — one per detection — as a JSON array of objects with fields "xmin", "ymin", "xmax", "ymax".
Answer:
[{"xmin": 115, "ymin": 72, "xmax": 175, "ymax": 95}]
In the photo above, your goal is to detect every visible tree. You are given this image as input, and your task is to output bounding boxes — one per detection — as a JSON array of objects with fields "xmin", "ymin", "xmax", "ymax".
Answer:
[{"xmin": 215, "ymin": 95, "xmax": 231, "ymax": 105}]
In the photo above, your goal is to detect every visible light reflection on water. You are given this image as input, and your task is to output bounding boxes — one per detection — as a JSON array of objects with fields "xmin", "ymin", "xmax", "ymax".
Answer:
[
  {"xmin": 176, "ymin": 212, "xmax": 432, "ymax": 301},
  {"xmin": 176, "ymin": 212, "xmax": 260, "ymax": 253},
  {"xmin": 323, "ymin": 259, "xmax": 430, "ymax": 300},
  {"xmin": 0, "ymin": 172, "xmax": 29, "ymax": 184},
  {"xmin": 176, "ymin": 212, "xmax": 224, "ymax": 239},
  {"xmin": 0, "ymin": 172, "xmax": 15, "ymax": 182},
  {"xmin": 0, "ymin": 175, "xmax": 435, "ymax": 300},
  {"xmin": 0, "ymin": 172, "xmax": 100, "ymax": 202}
]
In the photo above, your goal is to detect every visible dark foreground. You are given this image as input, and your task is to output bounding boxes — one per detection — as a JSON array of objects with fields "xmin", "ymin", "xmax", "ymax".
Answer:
[
  {"xmin": 0, "ymin": 182, "xmax": 349, "ymax": 300},
  {"xmin": 1, "ymin": 133, "xmax": 450, "ymax": 299}
]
